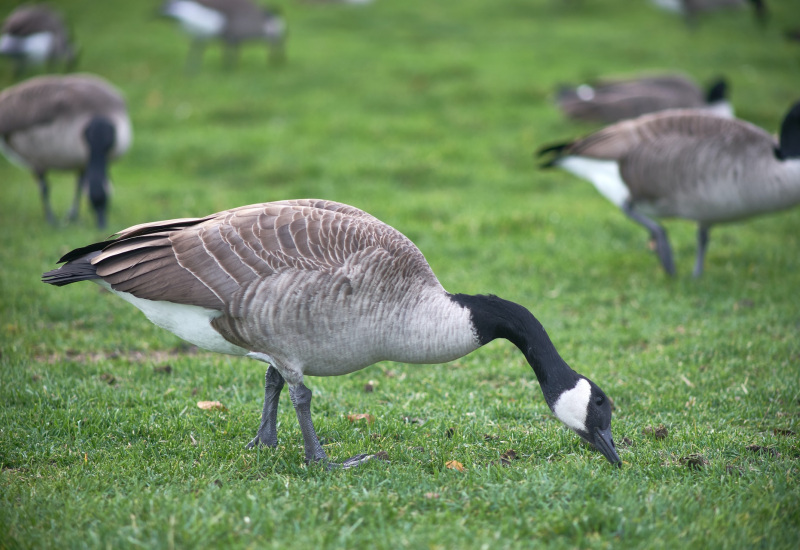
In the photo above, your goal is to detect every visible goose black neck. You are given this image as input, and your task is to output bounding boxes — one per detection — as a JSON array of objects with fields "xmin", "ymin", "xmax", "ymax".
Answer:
[
  {"xmin": 778, "ymin": 101, "xmax": 800, "ymax": 160},
  {"xmin": 449, "ymin": 293, "xmax": 578, "ymax": 403},
  {"xmin": 83, "ymin": 116, "xmax": 115, "ymax": 225},
  {"xmin": 705, "ymin": 78, "xmax": 727, "ymax": 104}
]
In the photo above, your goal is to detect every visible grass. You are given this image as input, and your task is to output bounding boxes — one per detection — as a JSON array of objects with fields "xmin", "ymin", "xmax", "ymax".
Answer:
[{"xmin": 1, "ymin": 0, "xmax": 800, "ymax": 548}]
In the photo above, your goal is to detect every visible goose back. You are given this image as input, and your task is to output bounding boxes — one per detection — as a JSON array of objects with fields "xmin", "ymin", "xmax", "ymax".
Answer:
[
  {"xmin": 557, "ymin": 74, "xmax": 730, "ymax": 123},
  {"xmin": 57, "ymin": 200, "xmax": 478, "ymax": 377}
]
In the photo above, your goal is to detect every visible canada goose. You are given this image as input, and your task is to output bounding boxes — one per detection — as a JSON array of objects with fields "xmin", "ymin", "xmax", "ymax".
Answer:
[
  {"xmin": 0, "ymin": 4, "xmax": 76, "ymax": 77},
  {"xmin": 538, "ymin": 101, "xmax": 800, "ymax": 277},
  {"xmin": 650, "ymin": 0, "xmax": 767, "ymax": 24},
  {"xmin": 42, "ymin": 199, "xmax": 621, "ymax": 468},
  {"xmin": 556, "ymin": 74, "xmax": 733, "ymax": 124},
  {"xmin": 0, "ymin": 74, "xmax": 132, "ymax": 228},
  {"xmin": 160, "ymin": 0, "xmax": 286, "ymax": 69}
]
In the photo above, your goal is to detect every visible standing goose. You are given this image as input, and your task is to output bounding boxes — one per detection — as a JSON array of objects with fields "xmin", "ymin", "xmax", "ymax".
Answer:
[
  {"xmin": 160, "ymin": 0, "xmax": 286, "ymax": 69},
  {"xmin": 0, "ymin": 74, "xmax": 132, "ymax": 228},
  {"xmin": 538, "ymin": 101, "xmax": 800, "ymax": 277},
  {"xmin": 650, "ymin": 0, "xmax": 767, "ymax": 24},
  {"xmin": 42, "ymin": 199, "xmax": 621, "ymax": 468},
  {"xmin": 556, "ymin": 74, "xmax": 733, "ymax": 124},
  {"xmin": 0, "ymin": 4, "xmax": 76, "ymax": 77}
]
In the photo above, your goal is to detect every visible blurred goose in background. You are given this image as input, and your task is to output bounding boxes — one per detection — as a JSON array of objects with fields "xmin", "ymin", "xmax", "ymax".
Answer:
[
  {"xmin": 42, "ymin": 199, "xmax": 621, "ymax": 468},
  {"xmin": 161, "ymin": 0, "xmax": 286, "ymax": 69},
  {"xmin": 538, "ymin": 101, "xmax": 800, "ymax": 277},
  {"xmin": 557, "ymin": 74, "xmax": 733, "ymax": 124},
  {"xmin": 0, "ymin": 4, "xmax": 76, "ymax": 77},
  {"xmin": 0, "ymin": 74, "xmax": 132, "ymax": 228},
  {"xmin": 650, "ymin": 0, "xmax": 767, "ymax": 25}
]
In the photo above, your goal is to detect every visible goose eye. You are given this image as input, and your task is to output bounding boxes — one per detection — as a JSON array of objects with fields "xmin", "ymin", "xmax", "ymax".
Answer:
[{"xmin": 595, "ymin": 396, "xmax": 605, "ymax": 407}]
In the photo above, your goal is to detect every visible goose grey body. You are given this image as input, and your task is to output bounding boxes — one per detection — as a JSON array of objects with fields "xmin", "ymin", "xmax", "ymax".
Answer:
[
  {"xmin": 0, "ymin": 4, "xmax": 76, "ymax": 76},
  {"xmin": 161, "ymin": 0, "xmax": 286, "ymax": 68},
  {"xmin": 0, "ymin": 74, "xmax": 132, "ymax": 228},
  {"xmin": 557, "ymin": 74, "xmax": 733, "ymax": 124},
  {"xmin": 539, "ymin": 102, "xmax": 800, "ymax": 276},
  {"xmin": 42, "ymin": 199, "xmax": 620, "ymax": 468}
]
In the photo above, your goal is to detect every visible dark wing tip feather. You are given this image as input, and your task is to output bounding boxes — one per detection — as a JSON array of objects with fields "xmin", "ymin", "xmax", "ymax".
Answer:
[
  {"xmin": 42, "ymin": 251, "xmax": 102, "ymax": 286},
  {"xmin": 56, "ymin": 239, "xmax": 117, "ymax": 263},
  {"xmin": 536, "ymin": 142, "xmax": 572, "ymax": 168}
]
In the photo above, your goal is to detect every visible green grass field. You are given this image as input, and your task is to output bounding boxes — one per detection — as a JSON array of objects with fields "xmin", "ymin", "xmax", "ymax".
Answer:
[{"xmin": 2, "ymin": 0, "xmax": 800, "ymax": 548}]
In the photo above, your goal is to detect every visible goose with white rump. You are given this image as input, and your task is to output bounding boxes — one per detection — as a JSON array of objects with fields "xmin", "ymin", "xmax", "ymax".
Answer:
[
  {"xmin": 0, "ymin": 74, "xmax": 131, "ymax": 228},
  {"xmin": 160, "ymin": 0, "xmax": 286, "ymax": 69},
  {"xmin": 650, "ymin": 0, "xmax": 767, "ymax": 25},
  {"xmin": 0, "ymin": 4, "xmax": 76, "ymax": 77},
  {"xmin": 42, "ymin": 199, "xmax": 621, "ymax": 468},
  {"xmin": 556, "ymin": 74, "xmax": 733, "ymax": 124},
  {"xmin": 538, "ymin": 101, "xmax": 800, "ymax": 277}
]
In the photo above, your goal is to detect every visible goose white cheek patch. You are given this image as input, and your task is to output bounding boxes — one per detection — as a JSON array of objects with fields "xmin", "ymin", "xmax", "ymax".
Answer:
[{"xmin": 553, "ymin": 378, "xmax": 591, "ymax": 432}]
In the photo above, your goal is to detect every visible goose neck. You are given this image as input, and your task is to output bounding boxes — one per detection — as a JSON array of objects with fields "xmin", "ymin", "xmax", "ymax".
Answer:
[{"xmin": 450, "ymin": 293, "xmax": 578, "ymax": 403}]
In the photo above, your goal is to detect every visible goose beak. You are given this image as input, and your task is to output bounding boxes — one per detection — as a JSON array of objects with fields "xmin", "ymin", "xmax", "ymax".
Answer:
[{"xmin": 593, "ymin": 426, "xmax": 621, "ymax": 466}]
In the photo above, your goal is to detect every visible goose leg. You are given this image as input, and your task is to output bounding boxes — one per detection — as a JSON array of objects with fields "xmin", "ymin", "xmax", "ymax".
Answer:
[
  {"xmin": 246, "ymin": 366, "xmax": 285, "ymax": 449},
  {"xmin": 622, "ymin": 200, "xmax": 675, "ymax": 276},
  {"xmin": 67, "ymin": 171, "xmax": 85, "ymax": 222},
  {"xmin": 288, "ymin": 383, "xmax": 373, "ymax": 469},
  {"xmin": 35, "ymin": 172, "xmax": 57, "ymax": 226},
  {"xmin": 693, "ymin": 225, "xmax": 710, "ymax": 278}
]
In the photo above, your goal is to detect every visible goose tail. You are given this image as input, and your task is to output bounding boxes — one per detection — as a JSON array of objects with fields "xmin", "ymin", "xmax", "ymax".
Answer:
[
  {"xmin": 536, "ymin": 142, "xmax": 572, "ymax": 169},
  {"xmin": 41, "ymin": 242, "xmax": 111, "ymax": 286}
]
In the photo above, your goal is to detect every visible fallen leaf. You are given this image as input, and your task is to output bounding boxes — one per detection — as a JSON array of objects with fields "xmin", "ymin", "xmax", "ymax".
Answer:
[
  {"xmin": 347, "ymin": 413, "xmax": 375, "ymax": 424},
  {"xmin": 445, "ymin": 460, "xmax": 465, "ymax": 472},
  {"xmin": 373, "ymin": 450, "xmax": 390, "ymax": 461},
  {"xmin": 483, "ymin": 434, "xmax": 498, "ymax": 441},
  {"xmin": 197, "ymin": 401, "xmax": 226, "ymax": 411},
  {"xmin": 402, "ymin": 416, "xmax": 425, "ymax": 425},
  {"xmin": 747, "ymin": 445, "xmax": 779, "ymax": 457},
  {"xmin": 364, "ymin": 383, "xmax": 374, "ymax": 393},
  {"xmin": 680, "ymin": 454, "xmax": 708, "ymax": 469},
  {"xmin": 154, "ymin": 365, "xmax": 172, "ymax": 374},
  {"xmin": 99, "ymin": 373, "xmax": 116, "ymax": 385},
  {"xmin": 773, "ymin": 428, "xmax": 796, "ymax": 436},
  {"xmin": 190, "ymin": 433, "xmax": 198, "ymax": 446},
  {"xmin": 620, "ymin": 436, "xmax": 634, "ymax": 447},
  {"xmin": 424, "ymin": 492, "xmax": 440, "ymax": 499},
  {"xmin": 643, "ymin": 424, "xmax": 668, "ymax": 439},
  {"xmin": 500, "ymin": 449, "xmax": 518, "ymax": 461}
]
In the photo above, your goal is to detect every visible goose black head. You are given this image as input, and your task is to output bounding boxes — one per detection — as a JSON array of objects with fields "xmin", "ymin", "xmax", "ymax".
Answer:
[
  {"xmin": 550, "ymin": 377, "xmax": 621, "ymax": 466},
  {"xmin": 776, "ymin": 100, "xmax": 800, "ymax": 161}
]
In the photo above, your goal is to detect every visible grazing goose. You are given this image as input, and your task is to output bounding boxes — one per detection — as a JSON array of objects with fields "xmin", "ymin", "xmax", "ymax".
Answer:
[
  {"xmin": 160, "ymin": 0, "xmax": 286, "ymax": 69},
  {"xmin": 538, "ymin": 101, "xmax": 800, "ymax": 277},
  {"xmin": 42, "ymin": 199, "xmax": 621, "ymax": 468},
  {"xmin": 557, "ymin": 74, "xmax": 733, "ymax": 124},
  {"xmin": 650, "ymin": 0, "xmax": 767, "ymax": 24},
  {"xmin": 0, "ymin": 74, "xmax": 132, "ymax": 228},
  {"xmin": 0, "ymin": 4, "xmax": 76, "ymax": 77}
]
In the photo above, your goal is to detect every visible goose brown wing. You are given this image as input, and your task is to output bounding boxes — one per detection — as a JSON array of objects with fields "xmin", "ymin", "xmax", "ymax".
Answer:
[{"xmin": 90, "ymin": 200, "xmax": 438, "ymax": 310}]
